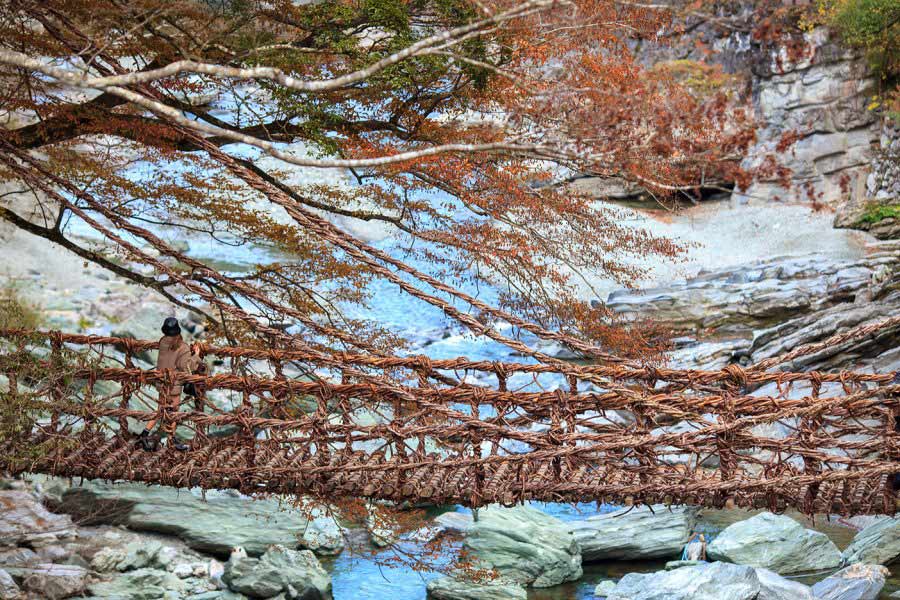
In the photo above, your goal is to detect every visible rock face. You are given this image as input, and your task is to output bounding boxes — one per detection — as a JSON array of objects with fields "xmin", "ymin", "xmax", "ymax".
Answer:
[
  {"xmin": 811, "ymin": 563, "xmax": 888, "ymax": 600},
  {"xmin": 223, "ymin": 545, "xmax": 331, "ymax": 599},
  {"xmin": 571, "ymin": 505, "xmax": 698, "ymax": 561},
  {"xmin": 575, "ymin": 11, "xmax": 885, "ymax": 210},
  {"xmin": 706, "ymin": 512, "xmax": 842, "ymax": 574},
  {"xmin": 842, "ymin": 517, "xmax": 900, "ymax": 565},
  {"xmin": 56, "ymin": 482, "xmax": 342, "ymax": 557},
  {"xmin": 425, "ymin": 576, "xmax": 527, "ymax": 600},
  {"xmin": 605, "ymin": 561, "xmax": 814, "ymax": 600},
  {"xmin": 738, "ymin": 29, "xmax": 877, "ymax": 208},
  {"xmin": 463, "ymin": 505, "xmax": 582, "ymax": 588}
]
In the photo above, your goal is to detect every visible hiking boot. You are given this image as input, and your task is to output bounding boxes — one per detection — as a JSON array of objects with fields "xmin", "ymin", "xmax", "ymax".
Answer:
[{"xmin": 171, "ymin": 441, "xmax": 190, "ymax": 452}]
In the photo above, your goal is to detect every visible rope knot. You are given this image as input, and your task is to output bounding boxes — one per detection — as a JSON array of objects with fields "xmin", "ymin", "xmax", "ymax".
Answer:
[{"xmin": 724, "ymin": 364, "xmax": 748, "ymax": 389}]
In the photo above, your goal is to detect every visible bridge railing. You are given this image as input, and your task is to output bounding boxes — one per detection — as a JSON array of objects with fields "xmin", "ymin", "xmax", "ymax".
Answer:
[{"xmin": 1, "ymin": 329, "xmax": 899, "ymax": 514}]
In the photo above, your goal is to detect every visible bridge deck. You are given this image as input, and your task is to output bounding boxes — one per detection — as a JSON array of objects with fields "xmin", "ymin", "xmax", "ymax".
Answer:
[{"xmin": 2, "ymin": 329, "xmax": 900, "ymax": 515}]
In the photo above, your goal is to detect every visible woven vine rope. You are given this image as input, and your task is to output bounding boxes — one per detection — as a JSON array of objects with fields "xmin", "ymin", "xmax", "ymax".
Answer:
[{"xmin": 2, "ymin": 325, "xmax": 899, "ymax": 515}]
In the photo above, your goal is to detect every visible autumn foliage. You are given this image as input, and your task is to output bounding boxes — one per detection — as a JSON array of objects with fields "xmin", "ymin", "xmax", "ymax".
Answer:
[{"xmin": 0, "ymin": 0, "xmax": 766, "ymax": 360}]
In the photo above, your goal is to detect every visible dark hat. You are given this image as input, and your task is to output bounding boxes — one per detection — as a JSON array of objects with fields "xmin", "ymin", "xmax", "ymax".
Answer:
[{"xmin": 161, "ymin": 317, "xmax": 181, "ymax": 337}]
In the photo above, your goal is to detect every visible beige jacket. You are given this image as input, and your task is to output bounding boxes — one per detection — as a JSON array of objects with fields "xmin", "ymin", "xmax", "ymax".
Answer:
[{"xmin": 156, "ymin": 334, "xmax": 201, "ymax": 403}]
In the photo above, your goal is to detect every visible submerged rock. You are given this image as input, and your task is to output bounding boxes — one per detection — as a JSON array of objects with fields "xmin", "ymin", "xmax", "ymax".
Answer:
[
  {"xmin": 222, "ymin": 545, "xmax": 330, "ymax": 599},
  {"xmin": 706, "ymin": 512, "xmax": 842, "ymax": 574},
  {"xmin": 605, "ymin": 561, "xmax": 814, "ymax": 600},
  {"xmin": 571, "ymin": 505, "xmax": 698, "ymax": 561},
  {"xmin": 842, "ymin": 516, "xmax": 900, "ymax": 565},
  {"xmin": 811, "ymin": 563, "xmax": 888, "ymax": 600},
  {"xmin": 463, "ymin": 504, "xmax": 582, "ymax": 587},
  {"xmin": 425, "ymin": 576, "xmax": 527, "ymax": 600}
]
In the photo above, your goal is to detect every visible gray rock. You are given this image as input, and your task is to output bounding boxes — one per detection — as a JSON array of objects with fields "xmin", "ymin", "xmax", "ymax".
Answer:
[
  {"xmin": 366, "ymin": 505, "xmax": 398, "ymax": 548},
  {"xmin": 811, "ymin": 563, "xmax": 888, "ymax": 600},
  {"xmin": 87, "ymin": 567, "xmax": 189, "ymax": 599},
  {"xmin": 434, "ymin": 511, "xmax": 473, "ymax": 535},
  {"xmin": 572, "ymin": 505, "xmax": 698, "ymax": 561},
  {"xmin": 58, "ymin": 482, "xmax": 339, "ymax": 556},
  {"xmin": 605, "ymin": 561, "xmax": 814, "ymax": 600},
  {"xmin": 664, "ymin": 560, "xmax": 705, "ymax": 570},
  {"xmin": 0, "ymin": 547, "xmax": 39, "ymax": 567},
  {"xmin": 594, "ymin": 580, "xmax": 617, "ymax": 598},
  {"xmin": 706, "ymin": 512, "xmax": 842, "ymax": 574},
  {"xmin": 11, "ymin": 563, "xmax": 86, "ymax": 599},
  {"xmin": 463, "ymin": 504, "xmax": 582, "ymax": 587},
  {"xmin": 223, "ymin": 545, "xmax": 330, "ymax": 599},
  {"xmin": 842, "ymin": 516, "xmax": 900, "ymax": 565},
  {"xmin": 0, "ymin": 490, "xmax": 76, "ymax": 545},
  {"xmin": 425, "ymin": 576, "xmax": 527, "ymax": 600},
  {"xmin": 0, "ymin": 569, "xmax": 19, "ymax": 600},
  {"xmin": 301, "ymin": 512, "xmax": 343, "ymax": 556}
]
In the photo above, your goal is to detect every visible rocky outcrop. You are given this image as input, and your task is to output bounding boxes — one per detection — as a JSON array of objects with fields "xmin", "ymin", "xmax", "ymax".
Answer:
[
  {"xmin": 55, "ymin": 482, "xmax": 343, "ymax": 557},
  {"xmin": 571, "ymin": 505, "xmax": 697, "ymax": 561},
  {"xmin": 842, "ymin": 517, "xmax": 900, "ymax": 566},
  {"xmin": 605, "ymin": 561, "xmax": 814, "ymax": 600},
  {"xmin": 602, "ymin": 246, "xmax": 900, "ymax": 371},
  {"xmin": 425, "ymin": 576, "xmax": 527, "ymax": 600},
  {"xmin": 222, "ymin": 545, "xmax": 331, "ymax": 599},
  {"xmin": 706, "ymin": 512, "xmax": 842, "ymax": 574},
  {"xmin": 463, "ymin": 505, "xmax": 582, "ymax": 588},
  {"xmin": 811, "ymin": 563, "xmax": 888, "ymax": 600}
]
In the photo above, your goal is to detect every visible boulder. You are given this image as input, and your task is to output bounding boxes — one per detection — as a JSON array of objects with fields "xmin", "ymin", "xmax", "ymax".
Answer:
[
  {"xmin": 0, "ymin": 490, "xmax": 76, "ymax": 546},
  {"xmin": 0, "ymin": 569, "xmax": 19, "ymax": 600},
  {"xmin": 811, "ymin": 564, "xmax": 888, "ymax": 600},
  {"xmin": 706, "ymin": 512, "xmax": 842, "ymax": 574},
  {"xmin": 57, "ymin": 482, "xmax": 341, "ymax": 556},
  {"xmin": 301, "ymin": 512, "xmax": 344, "ymax": 556},
  {"xmin": 223, "ymin": 545, "xmax": 330, "ymax": 599},
  {"xmin": 425, "ymin": 576, "xmax": 527, "ymax": 600},
  {"xmin": 842, "ymin": 516, "xmax": 900, "ymax": 565},
  {"xmin": 605, "ymin": 561, "xmax": 814, "ymax": 600},
  {"xmin": 463, "ymin": 505, "xmax": 582, "ymax": 587},
  {"xmin": 87, "ymin": 567, "xmax": 188, "ymax": 599},
  {"xmin": 571, "ymin": 505, "xmax": 698, "ymax": 561},
  {"xmin": 11, "ymin": 563, "xmax": 86, "ymax": 599},
  {"xmin": 434, "ymin": 511, "xmax": 474, "ymax": 535},
  {"xmin": 594, "ymin": 580, "xmax": 617, "ymax": 598},
  {"xmin": 366, "ymin": 505, "xmax": 398, "ymax": 548}
]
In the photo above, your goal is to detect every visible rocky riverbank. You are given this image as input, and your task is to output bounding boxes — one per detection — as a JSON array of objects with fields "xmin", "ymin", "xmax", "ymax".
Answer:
[{"xmin": 6, "ymin": 476, "xmax": 900, "ymax": 599}]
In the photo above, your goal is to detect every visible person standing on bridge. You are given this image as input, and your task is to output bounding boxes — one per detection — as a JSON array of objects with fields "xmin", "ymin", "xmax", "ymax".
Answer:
[{"xmin": 138, "ymin": 317, "xmax": 203, "ymax": 452}]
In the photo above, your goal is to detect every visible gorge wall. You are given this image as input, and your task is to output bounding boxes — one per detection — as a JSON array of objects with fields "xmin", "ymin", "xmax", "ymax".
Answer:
[{"xmin": 576, "ymin": 4, "xmax": 896, "ymax": 224}]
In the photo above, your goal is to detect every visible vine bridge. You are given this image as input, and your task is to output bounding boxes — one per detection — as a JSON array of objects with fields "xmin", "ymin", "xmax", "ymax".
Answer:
[{"xmin": 2, "ymin": 323, "xmax": 900, "ymax": 515}]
